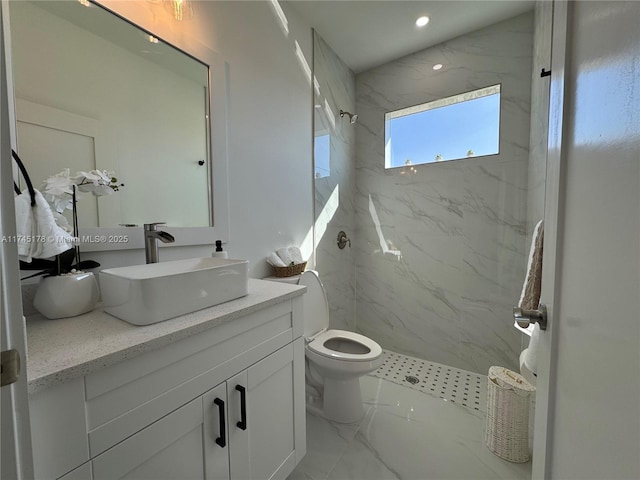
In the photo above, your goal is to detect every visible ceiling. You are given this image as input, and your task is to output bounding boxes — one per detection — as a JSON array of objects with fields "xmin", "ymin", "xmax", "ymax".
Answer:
[{"xmin": 285, "ymin": 0, "xmax": 534, "ymax": 73}]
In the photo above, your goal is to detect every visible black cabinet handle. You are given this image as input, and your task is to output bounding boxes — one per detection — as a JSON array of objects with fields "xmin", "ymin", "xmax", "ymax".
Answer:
[
  {"xmin": 235, "ymin": 385, "xmax": 247, "ymax": 430},
  {"xmin": 213, "ymin": 398, "xmax": 226, "ymax": 448}
]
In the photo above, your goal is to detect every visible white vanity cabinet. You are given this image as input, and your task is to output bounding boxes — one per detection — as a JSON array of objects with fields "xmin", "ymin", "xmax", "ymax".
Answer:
[
  {"xmin": 28, "ymin": 285, "xmax": 306, "ymax": 480},
  {"xmin": 92, "ymin": 343, "xmax": 299, "ymax": 480}
]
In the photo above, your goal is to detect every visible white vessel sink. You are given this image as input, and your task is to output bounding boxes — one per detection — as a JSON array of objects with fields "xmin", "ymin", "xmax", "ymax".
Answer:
[{"xmin": 100, "ymin": 257, "xmax": 249, "ymax": 325}]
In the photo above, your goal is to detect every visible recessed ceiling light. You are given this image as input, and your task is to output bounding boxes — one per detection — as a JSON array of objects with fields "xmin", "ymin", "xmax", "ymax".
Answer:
[
  {"xmin": 78, "ymin": 0, "xmax": 91, "ymax": 6},
  {"xmin": 416, "ymin": 16, "xmax": 430, "ymax": 27},
  {"xmin": 433, "ymin": 64, "xmax": 443, "ymax": 70}
]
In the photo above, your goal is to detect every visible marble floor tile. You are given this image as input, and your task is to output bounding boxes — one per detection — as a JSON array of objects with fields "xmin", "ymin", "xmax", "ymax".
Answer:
[
  {"xmin": 289, "ymin": 374, "xmax": 532, "ymax": 480},
  {"xmin": 287, "ymin": 406, "xmax": 362, "ymax": 480}
]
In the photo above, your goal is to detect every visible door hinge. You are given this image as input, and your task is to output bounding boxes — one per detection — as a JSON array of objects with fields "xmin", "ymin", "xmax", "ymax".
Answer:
[{"xmin": 1, "ymin": 349, "xmax": 21, "ymax": 387}]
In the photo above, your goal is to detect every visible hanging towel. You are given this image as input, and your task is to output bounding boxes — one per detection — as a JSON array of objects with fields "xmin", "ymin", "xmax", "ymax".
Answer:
[
  {"xmin": 518, "ymin": 220, "xmax": 544, "ymax": 311},
  {"xmin": 516, "ymin": 220, "xmax": 544, "ymax": 376},
  {"xmin": 523, "ymin": 324, "xmax": 541, "ymax": 375},
  {"xmin": 14, "ymin": 189, "xmax": 74, "ymax": 263}
]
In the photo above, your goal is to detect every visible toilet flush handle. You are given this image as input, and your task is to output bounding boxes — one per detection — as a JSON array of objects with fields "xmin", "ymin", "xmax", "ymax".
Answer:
[{"xmin": 513, "ymin": 304, "xmax": 548, "ymax": 331}]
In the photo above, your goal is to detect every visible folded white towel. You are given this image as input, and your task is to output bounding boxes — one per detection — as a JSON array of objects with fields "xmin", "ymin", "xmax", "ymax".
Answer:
[
  {"xmin": 276, "ymin": 247, "xmax": 294, "ymax": 266},
  {"xmin": 267, "ymin": 252, "xmax": 287, "ymax": 267},
  {"xmin": 14, "ymin": 189, "xmax": 74, "ymax": 263},
  {"xmin": 288, "ymin": 246, "xmax": 304, "ymax": 265}
]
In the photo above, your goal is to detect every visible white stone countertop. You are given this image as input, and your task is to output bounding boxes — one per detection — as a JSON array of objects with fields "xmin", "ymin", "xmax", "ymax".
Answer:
[{"xmin": 26, "ymin": 278, "xmax": 305, "ymax": 394}]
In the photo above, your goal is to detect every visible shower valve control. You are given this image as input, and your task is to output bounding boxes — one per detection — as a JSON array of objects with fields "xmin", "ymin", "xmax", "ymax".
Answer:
[
  {"xmin": 513, "ymin": 304, "xmax": 548, "ymax": 331},
  {"xmin": 337, "ymin": 231, "xmax": 351, "ymax": 249}
]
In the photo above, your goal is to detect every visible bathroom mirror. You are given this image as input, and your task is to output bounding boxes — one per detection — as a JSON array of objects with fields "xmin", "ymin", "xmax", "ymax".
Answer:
[{"xmin": 7, "ymin": 0, "xmax": 229, "ymax": 250}]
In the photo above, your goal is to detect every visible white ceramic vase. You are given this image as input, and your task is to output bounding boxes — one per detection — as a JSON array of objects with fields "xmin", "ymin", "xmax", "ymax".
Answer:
[{"xmin": 33, "ymin": 272, "xmax": 100, "ymax": 319}]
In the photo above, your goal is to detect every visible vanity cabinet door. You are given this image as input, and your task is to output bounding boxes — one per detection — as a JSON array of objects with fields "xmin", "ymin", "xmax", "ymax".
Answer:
[
  {"xmin": 203, "ymin": 384, "xmax": 232, "ymax": 480},
  {"xmin": 91, "ymin": 393, "xmax": 215, "ymax": 480},
  {"xmin": 91, "ymin": 382, "xmax": 232, "ymax": 480},
  {"xmin": 228, "ymin": 342, "xmax": 298, "ymax": 480}
]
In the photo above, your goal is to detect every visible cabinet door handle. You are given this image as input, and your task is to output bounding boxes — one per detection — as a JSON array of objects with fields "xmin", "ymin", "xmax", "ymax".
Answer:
[
  {"xmin": 235, "ymin": 385, "xmax": 247, "ymax": 430},
  {"xmin": 213, "ymin": 398, "xmax": 226, "ymax": 448}
]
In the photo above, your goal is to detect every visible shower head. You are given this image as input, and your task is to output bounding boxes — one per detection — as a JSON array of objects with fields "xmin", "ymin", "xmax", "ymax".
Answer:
[{"xmin": 340, "ymin": 110, "xmax": 358, "ymax": 124}]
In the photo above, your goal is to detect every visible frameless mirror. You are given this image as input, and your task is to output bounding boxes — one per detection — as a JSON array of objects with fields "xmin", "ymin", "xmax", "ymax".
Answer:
[{"xmin": 8, "ymin": 0, "xmax": 211, "ymax": 229}]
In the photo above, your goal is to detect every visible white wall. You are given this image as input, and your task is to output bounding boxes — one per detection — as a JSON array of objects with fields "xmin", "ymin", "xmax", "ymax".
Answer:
[
  {"xmin": 546, "ymin": 2, "xmax": 639, "ymax": 478},
  {"xmin": 61, "ymin": 0, "xmax": 314, "ymax": 278}
]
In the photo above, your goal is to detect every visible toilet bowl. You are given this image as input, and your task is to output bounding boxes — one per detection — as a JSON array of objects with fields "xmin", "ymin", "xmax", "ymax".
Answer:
[{"xmin": 270, "ymin": 270, "xmax": 382, "ymax": 423}]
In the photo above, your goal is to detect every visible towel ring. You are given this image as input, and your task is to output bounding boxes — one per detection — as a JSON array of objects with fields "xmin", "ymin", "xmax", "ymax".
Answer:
[{"xmin": 12, "ymin": 150, "xmax": 36, "ymax": 207}]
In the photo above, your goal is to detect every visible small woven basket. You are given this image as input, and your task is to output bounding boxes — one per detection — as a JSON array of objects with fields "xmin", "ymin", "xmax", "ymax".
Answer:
[
  {"xmin": 484, "ymin": 366, "xmax": 535, "ymax": 463},
  {"xmin": 272, "ymin": 261, "xmax": 307, "ymax": 278}
]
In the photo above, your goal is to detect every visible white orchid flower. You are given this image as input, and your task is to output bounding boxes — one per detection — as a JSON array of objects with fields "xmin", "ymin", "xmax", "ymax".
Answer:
[
  {"xmin": 42, "ymin": 169, "xmax": 77, "ymax": 211},
  {"xmin": 42, "ymin": 168, "xmax": 73, "ymax": 195},
  {"xmin": 51, "ymin": 210, "xmax": 73, "ymax": 233},
  {"xmin": 77, "ymin": 183, "xmax": 114, "ymax": 196},
  {"xmin": 42, "ymin": 167, "xmax": 121, "ymax": 221},
  {"xmin": 73, "ymin": 169, "xmax": 117, "ymax": 196},
  {"xmin": 49, "ymin": 195, "xmax": 74, "ymax": 213}
]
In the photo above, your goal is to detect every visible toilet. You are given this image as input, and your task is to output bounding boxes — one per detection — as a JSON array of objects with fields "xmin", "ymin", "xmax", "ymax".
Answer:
[{"xmin": 270, "ymin": 270, "xmax": 382, "ymax": 423}]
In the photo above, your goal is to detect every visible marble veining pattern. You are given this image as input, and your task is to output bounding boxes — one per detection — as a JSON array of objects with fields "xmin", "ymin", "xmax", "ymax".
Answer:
[
  {"xmin": 526, "ymin": 2, "xmax": 552, "ymax": 243},
  {"xmin": 354, "ymin": 13, "xmax": 534, "ymax": 374},
  {"xmin": 313, "ymin": 33, "xmax": 357, "ymax": 332},
  {"xmin": 288, "ymin": 374, "xmax": 531, "ymax": 480}
]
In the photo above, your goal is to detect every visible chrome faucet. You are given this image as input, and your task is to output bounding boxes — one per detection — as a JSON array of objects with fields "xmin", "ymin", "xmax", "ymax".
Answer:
[{"xmin": 144, "ymin": 223, "xmax": 175, "ymax": 264}]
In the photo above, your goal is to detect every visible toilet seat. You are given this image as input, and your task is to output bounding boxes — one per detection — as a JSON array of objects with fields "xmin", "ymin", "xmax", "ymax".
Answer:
[
  {"xmin": 285, "ymin": 270, "xmax": 382, "ymax": 363},
  {"xmin": 307, "ymin": 329, "xmax": 382, "ymax": 362}
]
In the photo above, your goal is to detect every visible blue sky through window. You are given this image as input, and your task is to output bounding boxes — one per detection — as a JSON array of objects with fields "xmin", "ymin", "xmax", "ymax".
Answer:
[
  {"xmin": 315, "ymin": 133, "xmax": 330, "ymax": 178},
  {"xmin": 385, "ymin": 86, "xmax": 501, "ymax": 168}
]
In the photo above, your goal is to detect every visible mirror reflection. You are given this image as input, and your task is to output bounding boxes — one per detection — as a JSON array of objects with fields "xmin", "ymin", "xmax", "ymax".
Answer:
[{"xmin": 9, "ymin": 0, "xmax": 211, "ymax": 228}]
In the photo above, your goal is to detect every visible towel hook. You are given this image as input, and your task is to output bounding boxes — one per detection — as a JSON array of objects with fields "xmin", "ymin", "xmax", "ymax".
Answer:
[
  {"xmin": 12, "ymin": 150, "xmax": 36, "ymax": 207},
  {"xmin": 513, "ymin": 304, "xmax": 548, "ymax": 330}
]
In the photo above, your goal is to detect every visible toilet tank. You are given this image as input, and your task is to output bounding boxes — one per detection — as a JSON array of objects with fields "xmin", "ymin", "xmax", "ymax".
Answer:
[
  {"xmin": 263, "ymin": 275, "xmax": 301, "ymax": 285},
  {"xmin": 264, "ymin": 271, "xmax": 329, "ymax": 338}
]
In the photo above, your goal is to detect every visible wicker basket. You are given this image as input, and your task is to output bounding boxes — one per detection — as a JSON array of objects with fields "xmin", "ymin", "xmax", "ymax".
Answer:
[
  {"xmin": 272, "ymin": 261, "xmax": 307, "ymax": 278},
  {"xmin": 484, "ymin": 366, "xmax": 536, "ymax": 463}
]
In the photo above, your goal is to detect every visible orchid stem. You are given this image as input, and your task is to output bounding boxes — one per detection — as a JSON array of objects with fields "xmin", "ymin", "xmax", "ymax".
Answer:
[{"xmin": 72, "ymin": 185, "xmax": 81, "ymax": 269}]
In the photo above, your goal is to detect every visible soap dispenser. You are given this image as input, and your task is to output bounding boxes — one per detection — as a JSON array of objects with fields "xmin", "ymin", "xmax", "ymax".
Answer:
[{"xmin": 212, "ymin": 240, "xmax": 228, "ymax": 258}]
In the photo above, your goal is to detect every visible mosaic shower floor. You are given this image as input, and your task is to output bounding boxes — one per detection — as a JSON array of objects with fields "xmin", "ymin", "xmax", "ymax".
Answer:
[{"xmin": 370, "ymin": 350, "xmax": 488, "ymax": 413}]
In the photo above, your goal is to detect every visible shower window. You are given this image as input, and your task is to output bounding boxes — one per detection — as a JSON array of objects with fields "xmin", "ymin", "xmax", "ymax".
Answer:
[
  {"xmin": 315, "ymin": 133, "xmax": 330, "ymax": 178},
  {"xmin": 384, "ymin": 84, "xmax": 501, "ymax": 168}
]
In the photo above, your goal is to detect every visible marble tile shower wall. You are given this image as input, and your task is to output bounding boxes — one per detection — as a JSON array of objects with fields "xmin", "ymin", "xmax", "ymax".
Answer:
[
  {"xmin": 313, "ymin": 33, "xmax": 357, "ymax": 332},
  {"xmin": 527, "ymin": 2, "xmax": 552, "ymax": 241},
  {"xmin": 354, "ymin": 13, "xmax": 534, "ymax": 374}
]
